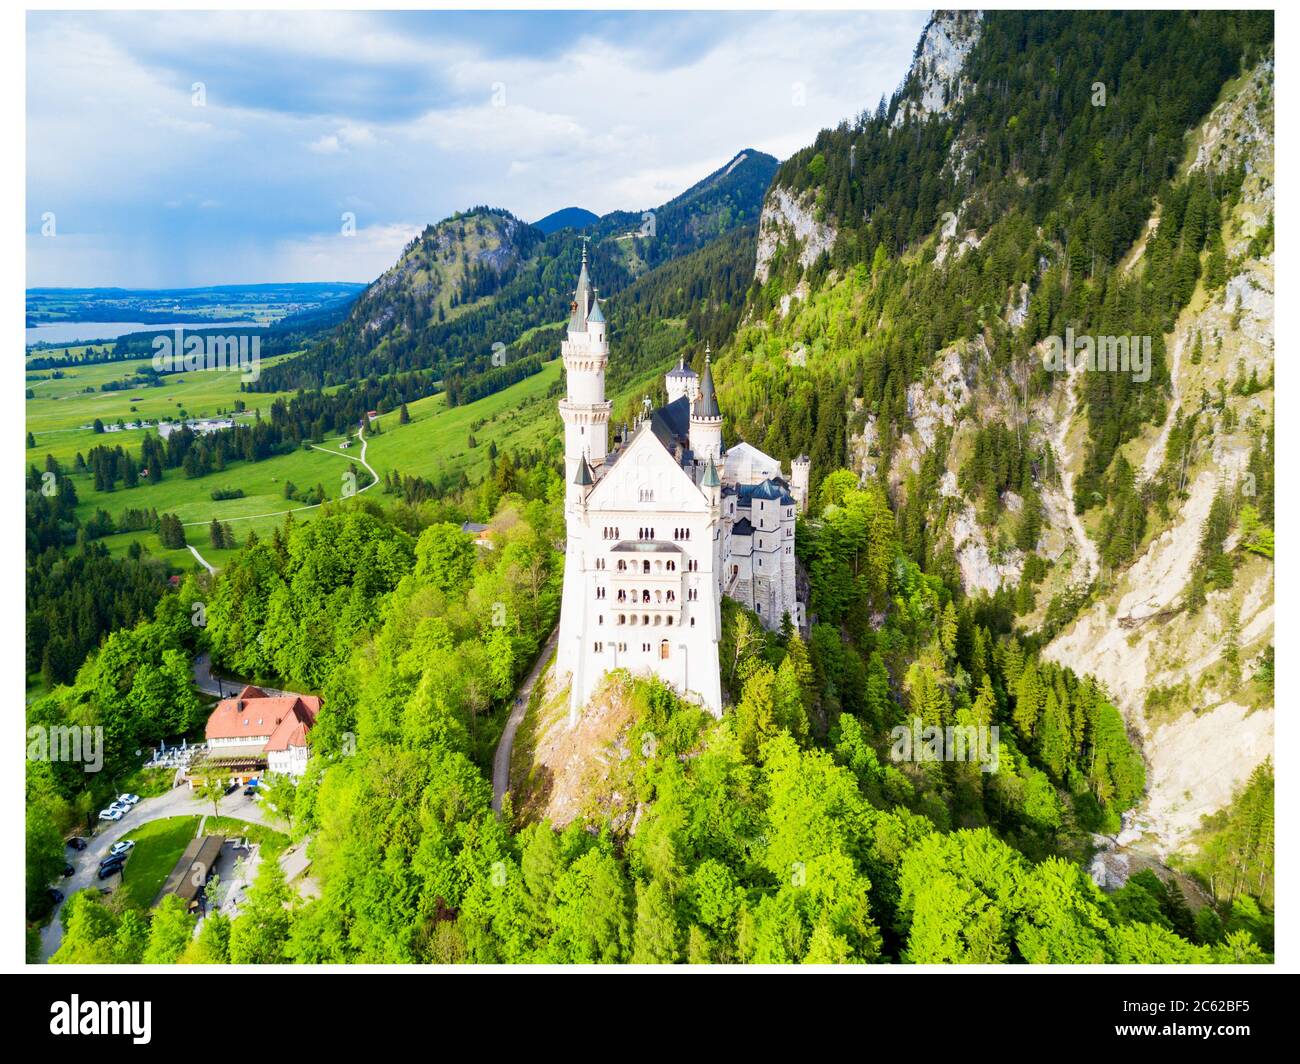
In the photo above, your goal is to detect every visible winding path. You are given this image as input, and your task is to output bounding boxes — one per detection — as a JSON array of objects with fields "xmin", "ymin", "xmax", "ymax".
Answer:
[
  {"xmin": 492, "ymin": 626, "xmax": 559, "ymax": 814},
  {"xmin": 39, "ymin": 786, "xmax": 281, "ymax": 963},
  {"xmin": 180, "ymin": 424, "xmax": 378, "ymax": 529},
  {"xmin": 187, "ymin": 544, "xmax": 216, "ymax": 574}
]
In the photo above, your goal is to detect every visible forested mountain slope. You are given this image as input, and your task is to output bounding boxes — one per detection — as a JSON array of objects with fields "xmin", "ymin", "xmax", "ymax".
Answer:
[
  {"xmin": 249, "ymin": 150, "xmax": 775, "ymax": 399},
  {"xmin": 713, "ymin": 9, "xmax": 1273, "ymax": 877}
]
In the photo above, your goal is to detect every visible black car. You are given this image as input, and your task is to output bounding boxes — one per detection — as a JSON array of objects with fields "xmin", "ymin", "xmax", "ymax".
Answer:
[
  {"xmin": 224, "ymin": 782, "xmax": 240, "ymax": 795},
  {"xmin": 47, "ymin": 888, "xmax": 64, "ymax": 903},
  {"xmin": 97, "ymin": 861, "xmax": 124, "ymax": 881},
  {"xmin": 66, "ymin": 837, "xmax": 87, "ymax": 851},
  {"xmin": 62, "ymin": 864, "xmax": 75, "ymax": 878},
  {"xmin": 98, "ymin": 852, "xmax": 126, "ymax": 869}
]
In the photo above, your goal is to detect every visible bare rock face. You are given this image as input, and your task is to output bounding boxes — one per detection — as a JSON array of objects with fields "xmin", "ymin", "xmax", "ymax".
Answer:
[
  {"xmin": 892, "ymin": 10, "xmax": 983, "ymax": 128},
  {"xmin": 754, "ymin": 186, "xmax": 837, "ymax": 286}
]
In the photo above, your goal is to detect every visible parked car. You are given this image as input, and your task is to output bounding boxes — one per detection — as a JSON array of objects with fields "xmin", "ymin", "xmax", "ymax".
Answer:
[
  {"xmin": 97, "ymin": 863, "xmax": 123, "ymax": 881},
  {"xmin": 108, "ymin": 840, "xmax": 135, "ymax": 858},
  {"xmin": 99, "ymin": 850, "xmax": 128, "ymax": 868},
  {"xmin": 47, "ymin": 888, "xmax": 64, "ymax": 904},
  {"xmin": 97, "ymin": 808, "xmax": 123, "ymax": 822},
  {"xmin": 117, "ymin": 793, "xmax": 140, "ymax": 806},
  {"xmin": 244, "ymin": 785, "xmax": 258, "ymax": 797},
  {"xmin": 61, "ymin": 864, "xmax": 74, "ymax": 878},
  {"xmin": 66, "ymin": 837, "xmax": 87, "ymax": 851},
  {"xmin": 223, "ymin": 782, "xmax": 240, "ymax": 796}
]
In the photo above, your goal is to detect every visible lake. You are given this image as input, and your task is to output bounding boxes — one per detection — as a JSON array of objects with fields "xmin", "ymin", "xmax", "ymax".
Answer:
[{"xmin": 25, "ymin": 321, "xmax": 257, "ymax": 347}]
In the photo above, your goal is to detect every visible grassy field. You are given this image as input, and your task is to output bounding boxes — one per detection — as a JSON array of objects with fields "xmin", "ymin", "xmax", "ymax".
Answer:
[
  {"xmin": 27, "ymin": 337, "xmax": 682, "ymax": 571},
  {"xmin": 116, "ymin": 815, "xmax": 202, "ymax": 909}
]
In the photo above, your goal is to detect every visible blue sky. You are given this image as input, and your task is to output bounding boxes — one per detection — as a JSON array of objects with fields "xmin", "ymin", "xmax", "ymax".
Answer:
[{"xmin": 26, "ymin": 9, "xmax": 927, "ymax": 288}]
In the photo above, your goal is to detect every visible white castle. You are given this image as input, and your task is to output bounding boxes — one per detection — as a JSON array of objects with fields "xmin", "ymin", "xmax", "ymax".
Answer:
[{"xmin": 555, "ymin": 248, "xmax": 809, "ymax": 721}]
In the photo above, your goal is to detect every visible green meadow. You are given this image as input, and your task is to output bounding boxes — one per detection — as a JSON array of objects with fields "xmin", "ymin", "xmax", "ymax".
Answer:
[{"xmin": 27, "ymin": 342, "xmax": 675, "ymax": 571}]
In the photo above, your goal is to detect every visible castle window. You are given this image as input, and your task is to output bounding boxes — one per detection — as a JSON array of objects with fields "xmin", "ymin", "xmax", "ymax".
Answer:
[
  {"xmin": 617, "ymin": 560, "xmax": 627, "ymax": 572},
  {"xmin": 639, "ymin": 489, "xmax": 654, "ymax": 502},
  {"xmin": 593, "ymin": 642, "xmax": 602, "ymax": 653},
  {"xmin": 619, "ymin": 643, "xmax": 627, "ymax": 652},
  {"xmin": 690, "ymin": 618, "xmax": 696, "ymax": 627},
  {"xmin": 643, "ymin": 615, "xmax": 649, "ymax": 625},
  {"xmin": 667, "ymin": 617, "xmax": 673, "ymax": 626},
  {"xmin": 757, "ymin": 604, "xmax": 763, "ymax": 615},
  {"xmin": 596, "ymin": 587, "xmax": 606, "ymax": 599},
  {"xmin": 598, "ymin": 616, "xmax": 603, "ymax": 626},
  {"xmin": 643, "ymin": 561, "xmax": 651, "ymax": 574},
  {"xmin": 666, "ymin": 591, "xmax": 675, "ymax": 602},
  {"xmin": 667, "ymin": 560, "xmax": 676, "ymax": 571},
  {"xmin": 617, "ymin": 589, "xmax": 626, "ymax": 602},
  {"xmin": 642, "ymin": 643, "xmax": 651, "ymax": 653},
  {"xmin": 660, "ymin": 641, "xmax": 670, "ymax": 660},
  {"xmin": 642, "ymin": 590, "xmax": 650, "ymax": 603},
  {"xmin": 618, "ymin": 614, "xmax": 625, "ymax": 625}
]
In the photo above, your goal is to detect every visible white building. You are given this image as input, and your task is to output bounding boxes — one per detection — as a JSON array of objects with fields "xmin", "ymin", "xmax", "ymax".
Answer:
[{"xmin": 555, "ymin": 248, "xmax": 809, "ymax": 721}]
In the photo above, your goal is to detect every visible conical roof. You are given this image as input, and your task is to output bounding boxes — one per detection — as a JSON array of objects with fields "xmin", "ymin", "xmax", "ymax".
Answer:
[{"xmin": 693, "ymin": 350, "xmax": 720, "ymax": 418}]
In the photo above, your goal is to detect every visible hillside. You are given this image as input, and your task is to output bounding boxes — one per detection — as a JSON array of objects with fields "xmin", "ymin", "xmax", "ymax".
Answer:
[
  {"xmin": 710, "ymin": 9, "xmax": 1273, "ymax": 884},
  {"xmin": 249, "ymin": 149, "xmax": 775, "ymax": 401}
]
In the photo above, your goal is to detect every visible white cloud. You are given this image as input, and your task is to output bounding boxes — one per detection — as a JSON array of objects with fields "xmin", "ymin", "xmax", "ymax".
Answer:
[{"xmin": 26, "ymin": 10, "xmax": 928, "ymax": 285}]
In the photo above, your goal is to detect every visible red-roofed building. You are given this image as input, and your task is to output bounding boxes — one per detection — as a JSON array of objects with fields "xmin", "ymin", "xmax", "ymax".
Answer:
[{"xmin": 198, "ymin": 686, "xmax": 322, "ymax": 780}]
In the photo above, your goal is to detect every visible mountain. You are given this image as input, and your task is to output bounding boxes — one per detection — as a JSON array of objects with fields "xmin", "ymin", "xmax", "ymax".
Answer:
[
  {"xmin": 714, "ymin": 9, "xmax": 1273, "ymax": 880},
  {"xmin": 592, "ymin": 149, "xmax": 777, "ymax": 273},
  {"xmin": 250, "ymin": 149, "xmax": 775, "ymax": 398},
  {"xmin": 532, "ymin": 206, "xmax": 599, "ymax": 234}
]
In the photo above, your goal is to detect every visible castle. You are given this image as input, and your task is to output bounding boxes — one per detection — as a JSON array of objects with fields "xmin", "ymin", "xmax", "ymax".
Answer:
[{"xmin": 555, "ymin": 248, "xmax": 808, "ymax": 720}]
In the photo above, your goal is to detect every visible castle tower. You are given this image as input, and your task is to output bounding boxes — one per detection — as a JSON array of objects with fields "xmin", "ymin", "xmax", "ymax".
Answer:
[
  {"xmin": 665, "ymin": 354, "xmax": 699, "ymax": 406},
  {"xmin": 791, "ymin": 455, "xmax": 811, "ymax": 512},
  {"xmin": 689, "ymin": 349, "xmax": 723, "ymax": 463},
  {"xmin": 559, "ymin": 243, "xmax": 612, "ymax": 507}
]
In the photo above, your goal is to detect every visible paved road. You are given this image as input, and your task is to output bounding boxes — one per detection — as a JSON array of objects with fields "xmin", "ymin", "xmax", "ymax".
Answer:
[
  {"xmin": 492, "ymin": 627, "xmax": 559, "ymax": 814},
  {"xmin": 190, "ymin": 651, "xmax": 292, "ymax": 700},
  {"xmin": 188, "ymin": 544, "xmax": 217, "ymax": 574},
  {"xmin": 40, "ymin": 785, "xmax": 278, "ymax": 963}
]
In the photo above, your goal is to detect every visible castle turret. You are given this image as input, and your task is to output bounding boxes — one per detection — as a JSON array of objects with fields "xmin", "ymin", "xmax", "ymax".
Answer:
[
  {"xmin": 689, "ymin": 349, "xmax": 723, "ymax": 464},
  {"xmin": 665, "ymin": 354, "xmax": 699, "ymax": 406},
  {"xmin": 791, "ymin": 454, "xmax": 811, "ymax": 512},
  {"xmin": 559, "ymin": 242, "xmax": 612, "ymax": 505}
]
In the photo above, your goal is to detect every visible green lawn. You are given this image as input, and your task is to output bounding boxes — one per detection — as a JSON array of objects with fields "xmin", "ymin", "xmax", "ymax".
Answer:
[
  {"xmin": 204, "ymin": 815, "xmax": 291, "ymax": 858},
  {"xmin": 115, "ymin": 815, "xmax": 202, "ymax": 909}
]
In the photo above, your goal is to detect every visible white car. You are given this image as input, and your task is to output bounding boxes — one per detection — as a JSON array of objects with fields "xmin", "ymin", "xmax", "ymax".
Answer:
[
  {"xmin": 97, "ymin": 809, "xmax": 123, "ymax": 822},
  {"xmin": 117, "ymin": 793, "xmax": 140, "ymax": 806},
  {"xmin": 108, "ymin": 840, "xmax": 135, "ymax": 857}
]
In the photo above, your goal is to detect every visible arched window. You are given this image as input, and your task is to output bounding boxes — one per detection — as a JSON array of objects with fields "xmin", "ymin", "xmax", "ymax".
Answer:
[{"xmin": 660, "ymin": 641, "xmax": 670, "ymax": 660}]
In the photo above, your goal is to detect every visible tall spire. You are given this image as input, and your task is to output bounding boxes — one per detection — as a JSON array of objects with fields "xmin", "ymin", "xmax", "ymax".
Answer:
[
  {"xmin": 569, "ymin": 240, "xmax": 592, "ymax": 331},
  {"xmin": 693, "ymin": 346, "xmax": 720, "ymax": 418}
]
